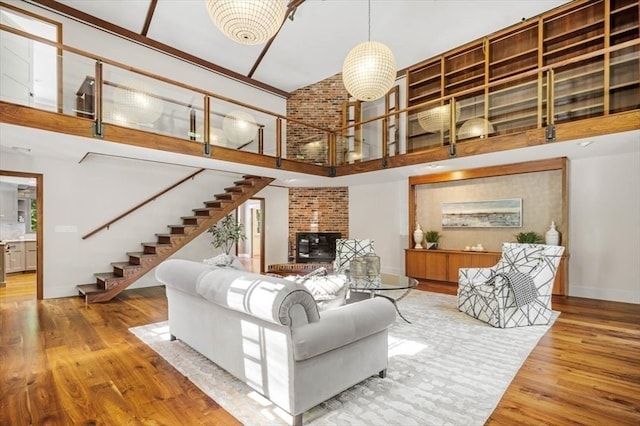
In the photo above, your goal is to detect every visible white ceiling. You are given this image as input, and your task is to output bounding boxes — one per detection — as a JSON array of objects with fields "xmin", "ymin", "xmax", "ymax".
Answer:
[{"xmin": 46, "ymin": 0, "xmax": 570, "ymax": 94}]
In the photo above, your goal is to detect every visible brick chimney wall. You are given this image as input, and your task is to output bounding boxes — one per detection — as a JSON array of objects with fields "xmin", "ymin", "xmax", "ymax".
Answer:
[
  {"xmin": 288, "ymin": 187, "xmax": 349, "ymax": 260},
  {"xmin": 286, "ymin": 73, "xmax": 349, "ymax": 163}
]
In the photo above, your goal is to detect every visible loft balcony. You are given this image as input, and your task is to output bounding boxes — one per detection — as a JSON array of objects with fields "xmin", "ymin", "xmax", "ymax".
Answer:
[{"xmin": 0, "ymin": 24, "xmax": 638, "ymax": 178}]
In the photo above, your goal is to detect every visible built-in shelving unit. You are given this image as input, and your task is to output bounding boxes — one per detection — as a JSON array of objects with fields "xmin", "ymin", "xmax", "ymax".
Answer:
[{"xmin": 405, "ymin": 0, "xmax": 639, "ymax": 152}]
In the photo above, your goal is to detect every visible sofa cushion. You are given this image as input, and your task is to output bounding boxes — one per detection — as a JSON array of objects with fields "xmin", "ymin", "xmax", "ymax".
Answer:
[
  {"xmin": 285, "ymin": 271, "xmax": 348, "ymax": 311},
  {"xmin": 195, "ymin": 267, "xmax": 320, "ymax": 326}
]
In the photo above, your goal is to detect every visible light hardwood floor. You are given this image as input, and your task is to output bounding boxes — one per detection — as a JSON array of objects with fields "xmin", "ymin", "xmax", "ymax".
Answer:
[{"xmin": 1, "ymin": 274, "xmax": 639, "ymax": 425}]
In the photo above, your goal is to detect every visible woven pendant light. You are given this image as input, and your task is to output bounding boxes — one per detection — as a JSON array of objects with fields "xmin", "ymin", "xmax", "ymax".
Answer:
[
  {"xmin": 458, "ymin": 118, "xmax": 495, "ymax": 140},
  {"xmin": 342, "ymin": 1, "xmax": 396, "ymax": 102},
  {"xmin": 206, "ymin": 0, "xmax": 287, "ymax": 45}
]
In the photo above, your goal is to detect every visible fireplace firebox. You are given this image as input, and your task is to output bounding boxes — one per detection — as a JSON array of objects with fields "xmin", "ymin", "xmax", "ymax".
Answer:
[{"xmin": 295, "ymin": 232, "xmax": 341, "ymax": 263}]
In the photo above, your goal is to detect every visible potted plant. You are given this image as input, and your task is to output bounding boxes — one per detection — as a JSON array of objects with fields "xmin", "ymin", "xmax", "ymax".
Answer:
[
  {"xmin": 207, "ymin": 214, "xmax": 246, "ymax": 265},
  {"xmin": 425, "ymin": 230, "xmax": 442, "ymax": 249},
  {"xmin": 514, "ymin": 231, "xmax": 543, "ymax": 244}
]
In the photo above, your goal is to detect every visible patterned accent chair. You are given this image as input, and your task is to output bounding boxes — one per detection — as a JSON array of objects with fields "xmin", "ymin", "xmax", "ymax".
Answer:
[
  {"xmin": 457, "ymin": 243, "xmax": 565, "ymax": 328},
  {"xmin": 333, "ymin": 239, "xmax": 376, "ymax": 274}
]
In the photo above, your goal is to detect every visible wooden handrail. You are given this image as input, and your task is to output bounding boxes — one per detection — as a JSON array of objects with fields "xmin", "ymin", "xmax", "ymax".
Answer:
[{"xmin": 82, "ymin": 168, "xmax": 205, "ymax": 239}]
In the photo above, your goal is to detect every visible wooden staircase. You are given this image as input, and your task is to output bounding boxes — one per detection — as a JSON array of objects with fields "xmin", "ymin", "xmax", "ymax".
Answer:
[{"xmin": 76, "ymin": 175, "xmax": 274, "ymax": 303}]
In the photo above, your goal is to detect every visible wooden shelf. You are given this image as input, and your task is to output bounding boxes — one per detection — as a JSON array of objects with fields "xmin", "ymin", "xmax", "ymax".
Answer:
[
  {"xmin": 445, "ymin": 60, "xmax": 484, "ymax": 77},
  {"xmin": 543, "ymin": 34, "xmax": 605, "ymax": 58},
  {"xmin": 445, "ymin": 73, "xmax": 485, "ymax": 90},
  {"xmin": 408, "ymin": 89, "xmax": 441, "ymax": 104},
  {"xmin": 543, "ymin": 19, "xmax": 605, "ymax": 45},
  {"xmin": 489, "ymin": 47, "xmax": 538, "ymax": 68},
  {"xmin": 489, "ymin": 95, "xmax": 538, "ymax": 112},
  {"xmin": 490, "ymin": 112, "xmax": 538, "ymax": 127},
  {"xmin": 409, "ymin": 74, "xmax": 440, "ymax": 87},
  {"xmin": 611, "ymin": 2, "xmax": 639, "ymax": 15},
  {"xmin": 490, "ymin": 64, "xmax": 539, "ymax": 81},
  {"xmin": 610, "ymin": 25, "xmax": 639, "ymax": 39},
  {"xmin": 610, "ymin": 81, "xmax": 640, "ymax": 91}
]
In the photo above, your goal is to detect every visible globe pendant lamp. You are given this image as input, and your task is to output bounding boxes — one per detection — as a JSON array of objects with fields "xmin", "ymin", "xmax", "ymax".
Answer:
[
  {"xmin": 458, "ymin": 117, "xmax": 495, "ymax": 140},
  {"xmin": 342, "ymin": 1, "xmax": 396, "ymax": 102},
  {"xmin": 206, "ymin": 0, "xmax": 288, "ymax": 45},
  {"xmin": 417, "ymin": 103, "xmax": 461, "ymax": 133}
]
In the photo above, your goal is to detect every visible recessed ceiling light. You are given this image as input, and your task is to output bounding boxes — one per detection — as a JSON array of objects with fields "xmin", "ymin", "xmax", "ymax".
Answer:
[
  {"xmin": 578, "ymin": 140, "xmax": 594, "ymax": 147},
  {"xmin": 11, "ymin": 146, "xmax": 31, "ymax": 153}
]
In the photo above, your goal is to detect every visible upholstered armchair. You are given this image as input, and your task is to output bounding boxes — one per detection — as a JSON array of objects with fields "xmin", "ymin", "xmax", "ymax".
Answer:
[
  {"xmin": 333, "ymin": 238, "xmax": 376, "ymax": 274},
  {"xmin": 457, "ymin": 243, "xmax": 565, "ymax": 328}
]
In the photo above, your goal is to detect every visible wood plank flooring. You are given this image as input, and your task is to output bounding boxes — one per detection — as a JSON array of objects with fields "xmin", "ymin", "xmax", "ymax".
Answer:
[{"xmin": 1, "ymin": 275, "xmax": 638, "ymax": 425}]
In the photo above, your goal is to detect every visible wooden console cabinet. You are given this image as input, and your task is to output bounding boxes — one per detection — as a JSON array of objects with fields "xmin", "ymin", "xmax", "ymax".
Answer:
[{"xmin": 406, "ymin": 249, "xmax": 566, "ymax": 295}]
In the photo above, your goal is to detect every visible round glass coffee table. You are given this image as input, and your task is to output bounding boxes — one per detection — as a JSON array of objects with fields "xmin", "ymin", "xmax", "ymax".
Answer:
[{"xmin": 347, "ymin": 273, "xmax": 419, "ymax": 323}]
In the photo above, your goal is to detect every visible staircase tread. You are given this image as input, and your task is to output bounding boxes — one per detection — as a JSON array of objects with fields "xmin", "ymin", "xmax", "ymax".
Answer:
[
  {"xmin": 77, "ymin": 283, "xmax": 106, "ymax": 295},
  {"xmin": 142, "ymin": 242, "xmax": 173, "ymax": 246},
  {"xmin": 95, "ymin": 272, "xmax": 122, "ymax": 280},
  {"xmin": 111, "ymin": 261, "xmax": 142, "ymax": 269},
  {"xmin": 127, "ymin": 251, "xmax": 157, "ymax": 257},
  {"xmin": 224, "ymin": 186, "xmax": 245, "ymax": 192}
]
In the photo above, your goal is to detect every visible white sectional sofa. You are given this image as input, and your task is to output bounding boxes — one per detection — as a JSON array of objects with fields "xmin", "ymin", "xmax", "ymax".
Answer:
[{"xmin": 155, "ymin": 259, "xmax": 396, "ymax": 425}]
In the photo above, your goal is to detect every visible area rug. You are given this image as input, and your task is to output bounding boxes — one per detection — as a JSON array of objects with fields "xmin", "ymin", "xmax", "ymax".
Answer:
[{"xmin": 130, "ymin": 291, "xmax": 558, "ymax": 426}]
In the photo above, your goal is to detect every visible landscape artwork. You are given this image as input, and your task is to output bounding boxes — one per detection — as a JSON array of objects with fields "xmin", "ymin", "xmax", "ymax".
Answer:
[{"xmin": 442, "ymin": 198, "xmax": 522, "ymax": 228}]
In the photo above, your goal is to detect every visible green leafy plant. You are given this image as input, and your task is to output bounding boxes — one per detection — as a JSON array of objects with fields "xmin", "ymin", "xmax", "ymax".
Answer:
[
  {"xmin": 514, "ymin": 231, "xmax": 543, "ymax": 243},
  {"xmin": 425, "ymin": 230, "xmax": 442, "ymax": 243},
  {"xmin": 207, "ymin": 214, "xmax": 246, "ymax": 255}
]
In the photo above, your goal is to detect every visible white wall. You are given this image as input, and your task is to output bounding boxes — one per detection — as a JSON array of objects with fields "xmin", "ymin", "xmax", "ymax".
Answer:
[
  {"xmin": 349, "ymin": 181, "xmax": 408, "ymax": 276},
  {"xmin": 568, "ymin": 151, "xmax": 640, "ymax": 303}
]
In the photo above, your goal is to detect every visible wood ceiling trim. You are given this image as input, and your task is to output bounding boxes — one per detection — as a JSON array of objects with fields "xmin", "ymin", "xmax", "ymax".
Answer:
[
  {"xmin": 27, "ymin": 0, "xmax": 291, "ymax": 98},
  {"xmin": 248, "ymin": 0, "xmax": 306, "ymax": 78},
  {"xmin": 140, "ymin": 0, "xmax": 158, "ymax": 37}
]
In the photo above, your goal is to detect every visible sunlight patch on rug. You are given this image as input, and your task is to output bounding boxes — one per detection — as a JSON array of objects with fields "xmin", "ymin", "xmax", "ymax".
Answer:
[{"xmin": 130, "ymin": 291, "xmax": 557, "ymax": 426}]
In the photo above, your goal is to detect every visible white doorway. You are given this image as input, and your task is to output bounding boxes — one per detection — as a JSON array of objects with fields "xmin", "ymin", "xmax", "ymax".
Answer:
[
  {"xmin": 0, "ymin": 172, "xmax": 43, "ymax": 300},
  {"xmin": 238, "ymin": 198, "xmax": 264, "ymax": 274}
]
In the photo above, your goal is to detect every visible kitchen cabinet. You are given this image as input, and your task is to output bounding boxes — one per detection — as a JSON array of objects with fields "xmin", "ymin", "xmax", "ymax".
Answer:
[
  {"xmin": 5, "ymin": 241, "xmax": 25, "ymax": 273},
  {"xmin": 25, "ymin": 241, "xmax": 37, "ymax": 271},
  {"xmin": 0, "ymin": 182, "xmax": 18, "ymax": 222}
]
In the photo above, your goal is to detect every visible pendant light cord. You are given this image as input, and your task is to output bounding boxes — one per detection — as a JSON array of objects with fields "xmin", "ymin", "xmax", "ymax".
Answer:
[{"xmin": 368, "ymin": 0, "xmax": 371, "ymax": 41}]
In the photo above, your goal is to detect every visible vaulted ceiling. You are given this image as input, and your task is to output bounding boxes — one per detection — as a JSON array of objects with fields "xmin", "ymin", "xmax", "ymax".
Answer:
[{"xmin": 29, "ymin": 0, "xmax": 569, "ymax": 96}]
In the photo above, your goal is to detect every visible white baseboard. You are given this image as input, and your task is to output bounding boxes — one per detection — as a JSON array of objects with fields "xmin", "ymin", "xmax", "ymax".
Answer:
[{"xmin": 569, "ymin": 286, "xmax": 640, "ymax": 304}]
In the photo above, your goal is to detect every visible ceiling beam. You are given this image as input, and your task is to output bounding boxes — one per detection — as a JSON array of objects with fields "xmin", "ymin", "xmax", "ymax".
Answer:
[
  {"xmin": 248, "ymin": 0, "xmax": 306, "ymax": 79},
  {"xmin": 26, "ymin": 0, "xmax": 292, "ymax": 98},
  {"xmin": 140, "ymin": 0, "xmax": 158, "ymax": 37}
]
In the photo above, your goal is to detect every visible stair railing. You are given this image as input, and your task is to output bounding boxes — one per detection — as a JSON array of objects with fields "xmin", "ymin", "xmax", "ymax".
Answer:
[{"xmin": 81, "ymin": 168, "xmax": 205, "ymax": 239}]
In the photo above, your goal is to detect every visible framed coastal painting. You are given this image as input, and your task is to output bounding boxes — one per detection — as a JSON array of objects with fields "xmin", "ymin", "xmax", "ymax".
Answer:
[{"xmin": 442, "ymin": 198, "xmax": 522, "ymax": 228}]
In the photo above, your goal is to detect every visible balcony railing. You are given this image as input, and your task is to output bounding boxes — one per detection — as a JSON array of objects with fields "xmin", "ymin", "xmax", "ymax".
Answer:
[{"xmin": 0, "ymin": 22, "xmax": 638, "ymax": 175}]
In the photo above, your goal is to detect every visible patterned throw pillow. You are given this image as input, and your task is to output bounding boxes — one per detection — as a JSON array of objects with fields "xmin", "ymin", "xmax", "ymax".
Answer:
[{"xmin": 495, "ymin": 244, "xmax": 544, "ymax": 275}]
